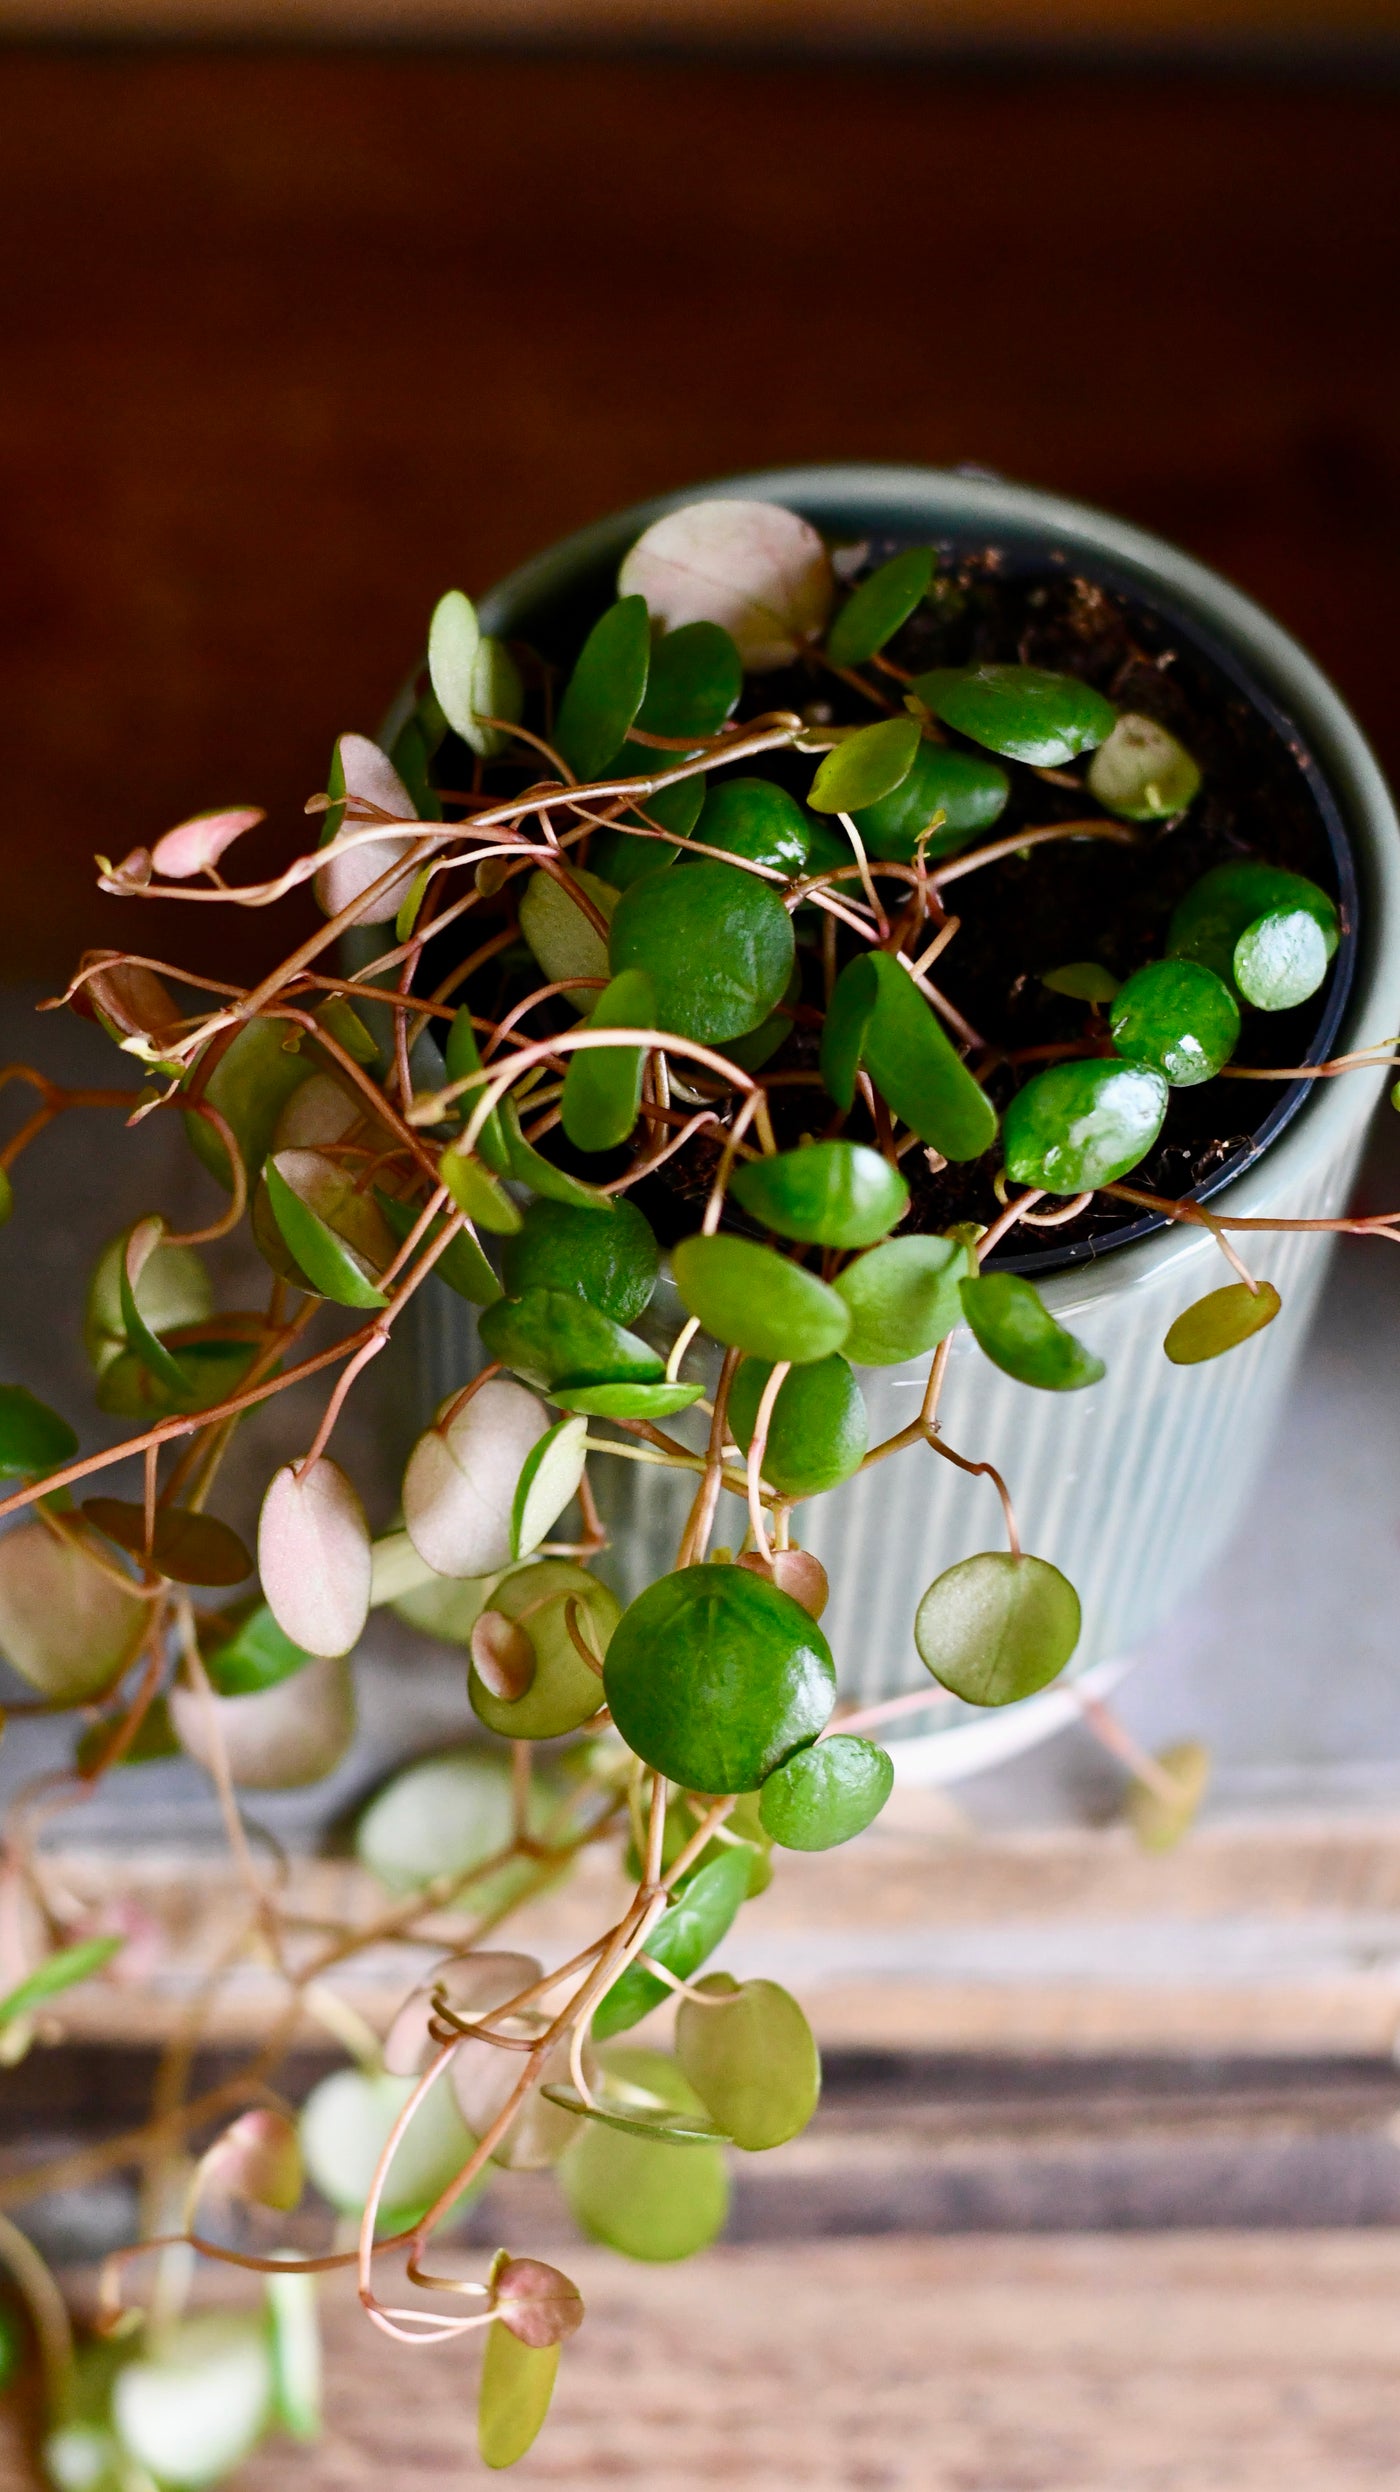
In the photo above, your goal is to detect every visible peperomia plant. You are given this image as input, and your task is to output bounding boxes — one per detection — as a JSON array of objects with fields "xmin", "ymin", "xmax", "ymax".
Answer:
[{"xmin": 0, "ymin": 494, "xmax": 1392, "ymax": 2478}]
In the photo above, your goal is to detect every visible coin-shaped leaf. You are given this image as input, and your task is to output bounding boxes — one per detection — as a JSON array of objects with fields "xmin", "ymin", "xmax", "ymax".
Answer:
[
  {"xmin": 314, "ymin": 733, "xmax": 421, "ymax": 926},
  {"xmin": 468, "ymin": 1559, "xmax": 619, "ymax": 1741},
  {"xmin": 959, "ymin": 1273, "xmax": 1106, "ymax": 1392},
  {"xmin": 427, "ymin": 587, "xmax": 481, "ymax": 740},
  {"xmin": 758, "ymin": 1733, "xmax": 893, "ymax": 1849},
  {"xmin": 558, "ymin": 2045, "xmax": 730, "ymax": 2259},
  {"xmin": 507, "ymin": 1173, "xmax": 657, "ymax": 1338},
  {"xmin": 258, "ymin": 1457, "xmax": 372, "ymax": 1657},
  {"xmin": 200, "ymin": 2109, "xmax": 303, "ymax": 2213},
  {"xmin": 479, "ymin": 1288, "xmax": 664, "ymax": 1391},
  {"xmin": 113, "ymin": 2315, "xmax": 273, "ymax": 2491},
  {"xmin": 510, "ymin": 1413, "xmax": 588, "ymax": 1559},
  {"xmin": 594, "ymin": 1847, "xmax": 752, "ymax": 2040},
  {"xmin": 850, "ymin": 737, "xmax": 1009, "ymax": 863},
  {"xmin": 675, "ymin": 1974, "xmax": 820, "ymax": 2150},
  {"xmin": 1109, "ymin": 958, "xmax": 1240, "ymax": 1086},
  {"xmin": 613, "ymin": 616, "xmax": 743, "ymax": 758},
  {"xmin": 265, "ymin": 1154, "xmax": 389, "ymax": 1309},
  {"xmin": 402, "ymin": 1376, "xmax": 550, "ymax": 1578},
  {"xmin": 84, "ymin": 1499, "xmax": 253, "ymax": 1585},
  {"xmin": 826, "ymin": 545, "xmax": 933, "ymax": 668},
  {"xmin": 833, "ymin": 1233, "xmax": 967, "ymax": 1365},
  {"xmin": 203, "ymin": 1601, "xmax": 312, "ymax": 1697},
  {"xmin": 604, "ymin": 1564, "xmax": 835, "ymax": 1792},
  {"xmin": 618, "ymin": 498, "xmax": 833, "ymax": 671},
  {"xmin": 842, "ymin": 952, "xmax": 998, "ymax": 1161},
  {"xmin": 911, "ymin": 664, "xmax": 1117, "ymax": 765},
  {"xmin": 808, "ymin": 714, "xmax": 919, "ymax": 818},
  {"xmin": 1002, "ymin": 1059, "xmax": 1168, "ymax": 1193},
  {"xmin": 1041, "ymin": 960, "xmax": 1121, "ymax": 1003},
  {"xmin": 560, "ymin": 967, "xmax": 656, "ymax": 1154},
  {"xmin": 492, "ymin": 2256, "xmax": 585, "ymax": 2351},
  {"xmin": 0, "ymin": 1518, "xmax": 146, "ymax": 1701},
  {"xmin": 731, "ymin": 1139, "xmax": 908, "ymax": 1249},
  {"xmin": 736, "ymin": 1546, "xmax": 830, "ymax": 1620},
  {"xmin": 1163, "ymin": 1279, "xmax": 1282, "ymax": 1365},
  {"xmin": 183, "ymin": 1017, "xmax": 314, "ymax": 1193},
  {"xmin": 478, "ymin": 2324, "xmax": 559, "ymax": 2472},
  {"xmin": 694, "ymin": 777, "xmax": 811, "ymax": 876},
  {"xmin": 609, "ymin": 857, "xmax": 795, "ymax": 1043},
  {"xmin": 1087, "ymin": 711, "xmax": 1201, "ymax": 819},
  {"xmin": 1124, "ymin": 1739, "xmax": 1211, "ymax": 1853},
  {"xmin": 0, "ymin": 1385, "xmax": 77, "ymax": 1480},
  {"xmin": 1166, "ymin": 859, "xmax": 1338, "ymax": 991},
  {"xmin": 1234, "ymin": 907, "xmax": 1331, "ymax": 1010},
  {"xmin": 517, "ymin": 864, "xmax": 617, "ymax": 988},
  {"xmin": 554, "ymin": 595, "xmax": 652, "ymax": 783},
  {"xmin": 359, "ymin": 1755, "xmax": 522, "ymax": 1900},
  {"xmin": 914, "ymin": 1551, "xmax": 1081, "ymax": 1706},
  {"xmin": 171, "ymin": 1654, "xmax": 355, "ymax": 1790},
  {"xmin": 727, "ymin": 1354, "xmax": 868, "ymax": 1495},
  {"xmin": 375, "ymin": 1187, "xmax": 502, "ymax": 1307},
  {"xmin": 298, "ymin": 2066, "xmax": 475, "ymax": 2224},
  {"xmin": 672, "ymin": 1235, "xmax": 850, "ymax": 1363}
]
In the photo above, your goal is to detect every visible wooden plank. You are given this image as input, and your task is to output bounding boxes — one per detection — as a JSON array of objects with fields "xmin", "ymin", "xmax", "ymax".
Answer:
[{"xmin": 6, "ymin": 0, "xmax": 1400, "ymax": 41}]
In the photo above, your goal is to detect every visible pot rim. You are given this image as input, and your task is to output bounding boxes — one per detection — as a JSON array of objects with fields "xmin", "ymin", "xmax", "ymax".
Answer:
[{"xmin": 471, "ymin": 461, "xmax": 1400, "ymax": 1317}]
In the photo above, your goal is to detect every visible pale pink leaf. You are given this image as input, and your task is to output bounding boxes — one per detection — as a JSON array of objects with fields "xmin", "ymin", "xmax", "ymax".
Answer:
[
  {"xmin": 151, "ymin": 807, "xmax": 266, "ymax": 881},
  {"xmin": 257, "ymin": 1458, "xmax": 372, "ymax": 1658},
  {"xmin": 618, "ymin": 499, "xmax": 834, "ymax": 671},
  {"xmin": 384, "ymin": 1951, "xmax": 543, "ymax": 2078},
  {"xmin": 402, "ymin": 1379, "xmax": 548, "ymax": 1580},
  {"xmin": 314, "ymin": 734, "xmax": 421, "ymax": 927},
  {"xmin": 491, "ymin": 2257, "xmax": 584, "ymax": 2349},
  {"xmin": 200, "ymin": 2109, "xmax": 303, "ymax": 2212},
  {"xmin": 171, "ymin": 1656, "xmax": 356, "ymax": 1790}
]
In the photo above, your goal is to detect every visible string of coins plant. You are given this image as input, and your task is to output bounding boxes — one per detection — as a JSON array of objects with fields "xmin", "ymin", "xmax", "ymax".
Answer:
[{"xmin": 0, "ymin": 496, "xmax": 1393, "ymax": 2478}]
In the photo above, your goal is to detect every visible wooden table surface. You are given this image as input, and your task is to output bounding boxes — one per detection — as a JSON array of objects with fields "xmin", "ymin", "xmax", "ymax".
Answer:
[{"xmin": 0, "ymin": 51, "xmax": 1397, "ymax": 986}]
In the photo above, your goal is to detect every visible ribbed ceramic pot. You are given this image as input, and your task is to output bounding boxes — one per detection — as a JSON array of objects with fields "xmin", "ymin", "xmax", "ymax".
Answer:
[{"xmin": 400, "ymin": 465, "xmax": 1400, "ymax": 1783}]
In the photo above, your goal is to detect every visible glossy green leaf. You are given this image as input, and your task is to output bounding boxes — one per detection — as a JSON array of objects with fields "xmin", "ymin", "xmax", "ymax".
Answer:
[
  {"xmin": 511, "ymin": 1413, "xmax": 588, "ymax": 1558},
  {"xmin": 1125, "ymin": 1739, "xmax": 1211, "ymax": 1853},
  {"xmin": 609, "ymin": 858, "xmax": 795, "ymax": 1045},
  {"xmin": 427, "ymin": 588, "xmax": 481, "ymax": 741},
  {"xmin": 1234, "ymin": 908, "xmax": 1331, "ymax": 1010},
  {"xmin": 850, "ymin": 737, "xmax": 1009, "ymax": 864},
  {"xmin": 910, "ymin": 664, "xmax": 1117, "ymax": 765},
  {"xmin": 694, "ymin": 777, "xmax": 811, "ymax": 876},
  {"xmin": 500, "ymin": 1097, "xmax": 615, "ymax": 1211},
  {"xmin": 727, "ymin": 1354, "xmax": 868, "ymax": 1495},
  {"xmin": 84, "ymin": 1498, "xmax": 252, "ymax": 1586},
  {"xmin": 676, "ymin": 1974, "xmax": 821, "ymax": 2150},
  {"xmin": 518, "ymin": 863, "xmax": 617, "ymax": 988},
  {"xmin": 375, "ymin": 1187, "xmax": 502, "ymax": 1307},
  {"xmin": 502, "ymin": 1192, "xmax": 657, "ymax": 1322},
  {"xmin": 826, "ymin": 545, "xmax": 933, "ymax": 668},
  {"xmin": 204, "ymin": 1601, "xmax": 312, "ymax": 1697},
  {"xmin": 589, "ymin": 775, "xmax": 704, "ymax": 887},
  {"xmin": 832, "ymin": 1234, "xmax": 968, "ymax": 1365},
  {"xmin": 959, "ymin": 1272, "xmax": 1106, "ymax": 1392},
  {"xmin": 183, "ymin": 1016, "xmax": 313, "ymax": 1193},
  {"xmin": 808, "ymin": 714, "xmax": 921, "ymax": 815},
  {"xmin": 0, "ymin": 1385, "xmax": 77, "ymax": 1481},
  {"xmin": 672, "ymin": 1234, "xmax": 850, "ymax": 1363},
  {"xmin": 841, "ymin": 952, "xmax": 998, "ymax": 1162},
  {"xmin": 550, "ymin": 1380, "xmax": 705, "ymax": 1418},
  {"xmin": 265, "ymin": 1157, "xmax": 388, "ymax": 1308},
  {"xmin": 914, "ymin": 1551, "xmax": 1081, "ymax": 1706},
  {"xmin": 0, "ymin": 1934, "xmax": 122, "ymax": 2031},
  {"xmin": 731, "ymin": 1139, "xmax": 908, "ymax": 1249},
  {"xmin": 819, "ymin": 951, "xmax": 877, "ymax": 1112},
  {"xmin": 468, "ymin": 1559, "xmax": 618, "ymax": 1741},
  {"xmin": 1163, "ymin": 1279, "xmax": 1282, "ymax": 1364},
  {"xmin": 1002, "ymin": 1059, "xmax": 1168, "ymax": 1193},
  {"xmin": 440, "ymin": 1144, "xmax": 523, "ymax": 1235},
  {"xmin": 478, "ymin": 2325, "xmax": 560, "ymax": 2471},
  {"xmin": 594, "ymin": 1847, "xmax": 752, "ymax": 2039},
  {"xmin": 1087, "ymin": 711, "xmax": 1201, "ymax": 819},
  {"xmin": 559, "ymin": 968, "xmax": 655, "ymax": 1155},
  {"xmin": 265, "ymin": 2263, "xmax": 322, "ymax": 2443},
  {"xmin": 1109, "ymin": 958, "xmax": 1240, "ymax": 1086},
  {"xmin": 480, "ymin": 1287, "xmax": 664, "ymax": 1390},
  {"xmin": 299, "ymin": 2066, "xmax": 475, "ymax": 2224},
  {"xmin": 604, "ymin": 1564, "xmax": 836, "ymax": 1793},
  {"xmin": 443, "ymin": 1005, "xmax": 509, "ymax": 1172},
  {"xmin": 1166, "ymin": 860, "xmax": 1339, "ymax": 992},
  {"xmin": 1041, "ymin": 961, "xmax": 1121, "ymax": 1004},
  {"xmin": 605, "ymin": 618, "xmax": 742, "ymax": 791},
  {"xmin": 558, "ymin": 2044, "xmax": 730, "ymax": 2260},
  {"xmin": 758, "ymin": 1734, "xmax": 894, "ymax": 1850},
  {"xmin": 555, "ymin": 596, "xmax": 652, "ymax": 783}
]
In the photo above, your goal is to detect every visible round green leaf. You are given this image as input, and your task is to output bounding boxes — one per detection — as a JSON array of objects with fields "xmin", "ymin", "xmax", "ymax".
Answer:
[
  {"xmin": 672, "ymin": 1234, "xmax": 850, "ymax": 1363},
  {"xmin": 589, "ymin": 776, "xmax": 703, "ymax": 888},
  {"xmin": 550, "ymin": 1380, "xmax": 704, "ymax": 1419},
  {"xmin": 959, "ymin": 1272, "xmax": 1105, "ymax": 1392},
  {"xmin": 184, "ymin": 1017, "xmax": 313, "ymax": 1193},
  {"xmin": 850, "ymin": 737, "xmax": 1009, "ymax": 863},
  {"xmin": 1163, "ymin": 1279, "xmax": 1282, "ymax": 1365},
  {"xmin": 376, "ymin": 1187, "xmax": 502, "ymax": 1307},
  {"xmin": 1109, "ymin": 958, "xmax": 1240, "ymax": 1087},
  {"xmin": 675, "ymin": 1974, "xmax": 821, "ymax": 2150},
  {"xmin": 1002, "ymin": 1059, "xmax": 1168, "ymax": 1193},
  {"xmin": 694, "ymin": 776, "xmax": 811, "ymax": 875},
  {"xmin": 594, "ymin": 1847, "xmax": 752, "ymax": 2040},
  {"xmin": 518, "ymin": 864, "xmax": 617, "ymax": 987},
  {"xmin": 826, "ymin": 545, "xmax": 933, "ymax": 668},
  {"xmin": 914, "ymin": 1551, "xmax": 1081, "ymax": 1706},
  {"xmin": 1166, "ymin": 860, "xmax": 1339, "ymax": 991},
  {"xmin": 841, "ymin": 952, "xmax": 998, "ymax": 1162},
  {"xmin": 727, "ymin": 1354, "xmax": 868, "ymax": 1495},
  {"xmin": 604, "ymin": 1565, "xmax": 835, "ymax": 1793},
  {"xmin": 758, "ymin": 1734, "xmax": 894, "ymax": 1850},
  {"xmin": 609, "ymin": 858, "xmax": 795, "ymax": 1044},
  {"xmin": 554, "ymin": 595, "xmax": 652, "ymax": 783},
  {"xmin": 468, "ymin": 1559, "xmax": 618, "ymax": 1741},
  {"xmin": 480, "ymin": 1287, "xmax": 664, "ymax": 1390},
  {"xmin": 0, "ymin": 1385, "xmax": 77, "ymax": 1481},
  {"xmin": 832, "ymin": 1234, "xmax": 968, "ymax": 1365},
  {"xmin": 478, "ymin": 2324, "xmax": 559, "ymax": 2472},
  {"xmin": 808, "ymin": 714, "xmax": 921, "ymax": 815},
  {"xmin": 560, "ymin": 968, "xmax": 656, "ymax": 1155},
  {"xmin": 265, "ymin": 1156, "xmax": 389, "ymax": 1309},
  {"xmin": 621, "ymin": 617, "xmax": 743, "ymax": 747},
  {"xmin": 502, "ymin": 1193, "xmax": 658, "ymax": 1323},
  {"xmin": 298, "ymin": 2066, "xmax": 475, "ymax": 2224},
  {"xmin": 1087, "ymin": 711, "xmax": 1201, "ymax": 819},
  {"xmin": 1041, "ymin": 961, "xmax": 1121, "ymax": 1004},
  {"xmin": 730, "ymin": 1139, "xmax": 909, "ymax": 1249},
  {"xmin": 113, "ymin": 2316, "xmax": 272, "ymax": 2490},
  {"xmin": 510, "ymin": 1413, "xmax": 588, "ymax": 1558},
  {"xmin": 558, "ymin": 2044, "xmax": 730, "ymax": 2260},
  {"xmin": 1125, "ymin": 1739, "xmax": 1211, "ymax": 1853},
  {"xmin": 1234, "ymin": 907, "xmax": 1331, "ymax": 1010},
  {"xmin": 204, "ymin": 1600, "xmax": 312, "ymax": 1697},
  {"xmin": 356, "ymin": 1750, "xmax": 541, "ymax": 1903},
  {"xmin": 911, "ymin": 664, "xmax": 1117, "ymax": 765}
]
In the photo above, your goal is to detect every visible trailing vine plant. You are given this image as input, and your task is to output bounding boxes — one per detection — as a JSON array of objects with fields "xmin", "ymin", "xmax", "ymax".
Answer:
[{"xmin": 0, "ymin": 496, "xmax": 1393, "ymax": 2477}]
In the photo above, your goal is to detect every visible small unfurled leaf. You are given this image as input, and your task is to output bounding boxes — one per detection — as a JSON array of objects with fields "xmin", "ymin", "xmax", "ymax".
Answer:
[
  {"xmin": 468, "ymin": 1559, "xmax": 618, "ymax": 1741},
  {"xmin": 203, "ymin": 1601, "xmax": 312, "ymax": 1697},
  {"xmin": 501, "ymin": 1194, "xmax": 658, "ymax": 1324},
  {"xmin": 618, "ymin": 498, "xmax": 834, "ymax": 671},
  {"xmin": 492, "ymin": 2257, "xmax": 585, "ymax": 2351},
  {"xmin": 758, "ymin": 1733, "xmax": 893, "ymax": 1850},
  {"xmin": 850, "ymin": 738, "xmax": 1008, "ymax": 864},
  {"xmin": 200, "ymin": 2109, "xmax": 302, "ymax": 2211},
  {"xmin": 730, "ymin": 1138, "xmax": 908, "ymax": 1249},
  {"xmin": 727, "ymin": 1354, "xmax": 868, "ymax": 1495},
  {"xmin": 675, "ymin": 1974, "xmax": 820, "ymax": 2150},
  {"xmin": 402, "ymin": 1376, "xmax": 549, "ymax": 1578},
  {"xmin": 560, "ymin": 968, "xmax": 655, "ymax": 1155},
  {"xmin": 910, "ymin": 663, "xmax": 1117, "ymax": 765},
  {"xmin": 151, "ymin": 806, "xmax": 265, "ymax": 879},
  {"xmin": 314, "ymin": 734, "xmax": 421, "ymax": 926},
  {"xmin": 594, "ymin": 1848, "xmax": 752, "ymax": 2040},
  {"xmin": 471, "ymin": 1610, "xmax": 536, "ymax": 1703},
  {"xmin": 84, "ymin": 1499, "xmax": 252, "ymax": 1586},
  {"xmin": 171, "ymin": 1654, "xmax": 356, "ymax": 1790},
  {"xmin": 1110, "ymin": 957, "xmax": 1239, "ymax": 1086},
  {"xmin": 81, "ymin": 954, "xmax": 186, "ymax": 1064},
  {"xmin": 258, "ymin": 1457, "xmax": 372, "ymax": 1658},
  {"xmin": 558, "ymin": 2044, "xmax": 730, "ymax": 2260},
  {"xmin": 808, "ymin": 714, "xmax": 921, "ymax": 815},
  {"xmin": 1041, "ymin": 960, "xmax": 1121, "ymax": 1004},
  {"xmin": 1164, "ymin": 1279, "xmax": 1282, "ymax": 1364},
  {"xmin": 510, "ymin": 1414, "xmax": 588, "ymax": 1559},
  {"xmin": 735, "ymin": 1546, "xmax": 829, "ymax": 1619},
  {"xmin": 0, "ymin": 1934, "xmax": 123, "ymax": 2031},
  {"xmin": 375, "ymin": 1187, "xmax": 502, "ymax": 1307},
  {"xmin": 478, "ymin": 2322, "xmax": 560, "ymax": 2471},
  {"xmin": 266, "ymin": 2262, "xmax": 322, "ymax": 2444},
  {"xmin": 609, "ymin": 856, "xmax": 795, "ymax": 1045},
  {"xmin": 555, "ymin": 596, "xmax": 652, "ymax": 783},
  {"xmin": 0, "ymin": 1385, "xmax": 77, "ymax": 1481},
  {"xmin": 914, "ymin": 1551, "xmax": 1081, "ymax": 1707},
  {"xmin": 1087, "ymin": 711, "xmax": 1201, "ymax": 820},
  {"xmin": 0, "ymin": 1518, "xmax": 146, "ymax": 1701},
  {"xmin": 960, "ymin": 1272, "xmax": 1105, "ymax": 1392},
  {"xmin": 1124, "ymin": 1739, "xmax": 1211, "ymax": 1853},
  {"xmin": 479, "ymin": 1289, "xmax": 664, "ymax": 1393},
  {"xmin": 1002, "ymin": 1058, "xmax": 1168, "ymax": 1193},
  {"xmin": 833, "ymin": 1233, "xmax": 967, "ymax": 1366},
  {"xmin": 265, "ymin": 1154, "xmax": 389, "ymax": 1309},
  {"xmin": 694, "ymin": 777, "xmax": 810, "ymax": 875},
  {"xmin": 603, "ymin": 1564, "xmax": 835, "ymax": 1793},
  {"xmin": 826, "ymin": 545, "xmax": 933, "ymax": 668},
  {"xmin": 518, "ymin": 864, "xmax": 617, "ymax": 988},
  {"xmin": 113, "ymin": 2314, "xmax": 274, "ymax": 2491},
  {"xmin": 672, "ymin": 1234, "xmax": 850, "ymax": 1364},
  {"xmin": 440, "ymin": 1145, "xmax": 522, "ymax": 1235}
]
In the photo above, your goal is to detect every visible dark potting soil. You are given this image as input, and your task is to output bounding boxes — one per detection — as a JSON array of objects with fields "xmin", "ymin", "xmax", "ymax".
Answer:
[{"xmin": 422, "ymin": 540, "xmax": 1351, "ymax": 1275}]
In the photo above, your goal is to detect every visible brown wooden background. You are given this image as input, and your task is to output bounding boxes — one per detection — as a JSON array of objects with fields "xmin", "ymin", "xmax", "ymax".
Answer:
[{"xmin": 1, "ymin": 50, "xmax": 1398, "ymax": 983}]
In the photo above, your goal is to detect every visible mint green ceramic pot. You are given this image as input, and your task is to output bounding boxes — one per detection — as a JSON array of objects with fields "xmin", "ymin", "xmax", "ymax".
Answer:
[{"xmin": 404, "ymin": 466, "xmax": 1400, "ymax": 1783}]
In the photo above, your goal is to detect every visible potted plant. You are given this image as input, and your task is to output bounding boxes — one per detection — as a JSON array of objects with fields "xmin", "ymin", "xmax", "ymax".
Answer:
[{"xmin": 0, "ymin": 464, "xmax": 1395, "ymax": 2478}]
